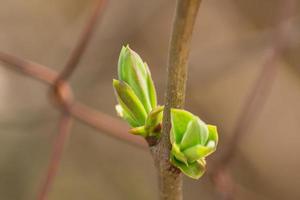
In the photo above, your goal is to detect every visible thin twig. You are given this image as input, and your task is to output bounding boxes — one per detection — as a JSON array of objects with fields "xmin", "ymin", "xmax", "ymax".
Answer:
[
  {"xmin": 216, "ymin": 0, "xmax": 294, "ymax": 170},
  {"xmin": 57, "ymin": 0, "xmax": 107, "ymax": 81},
  {"xmin": 211, "ymin": 0, "xmax": 296, "ymax": 199},
  {"xmin": 0, "ymin": 51, "xmax": 56, "ymax": 84},
  {"xmin": 37, "ymin": 114, "xmax": 72, "ymax": 200},
  {"xmin": 0, "ymin": 51, "xmax": 147, "ymax": 148},
  {"xmin": 36, "ymin": 1, "xmax": 107, "ymax": 200},
  {"xmin": 150, "ymin": 1, "xmax": 201, "ymax": 200},
  {"xmin": 71, "ymin": 102, "xmax": 146, "ymax": 147}
]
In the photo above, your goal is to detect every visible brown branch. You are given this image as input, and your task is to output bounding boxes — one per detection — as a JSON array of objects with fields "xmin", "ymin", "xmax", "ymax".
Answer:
[
  {"xmin": 211, "ymin": 0, "xmax": 296, "ymax": 199},
  {"xmin": 37, "ymin": 1, "xmax": 107, "ymax": 200},
  {"xmin": 37, "ymin": 114, "xmax": 73, "ymax": 200},
  {"xmin": 216, "ymin": 0, "xmax": 294, "ymax": 170},
  {"xmin": 57, "ymin": 0, "xmax": 106, "ymax": 81},
  {"xmin": 0, "ymin": 51, "xmax": 56, "ymax": 84},
  {"xmin": 218, "ymin": 49, "xmax": 279, "ymax": 166},
  {"xmin": 0, "ymin": 51, "xmax": 147, "ymax": 148},
  {"xmin": 0, "ymin": 1, "xmax": 146, "ymax": 199},
  {"xmin": 71, "ymin": 102, "xmax": 146, "ymax": 147},
  {"xmin": 150, "ymin": 1, "xmax": 201, "ymax": 199}
]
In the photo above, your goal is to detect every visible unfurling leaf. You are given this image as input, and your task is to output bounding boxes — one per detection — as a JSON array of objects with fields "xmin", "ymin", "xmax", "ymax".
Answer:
[
  {"xmin": 113, "ymin": 45, "xmax": 159, "ymax": 138},
  {"xmin": 118, "ymin": 45, "xmax": 156, "ymax": 113},
  {"xmin": 170, "ymin": 109, "xmax": 218, "ymax": 179}
]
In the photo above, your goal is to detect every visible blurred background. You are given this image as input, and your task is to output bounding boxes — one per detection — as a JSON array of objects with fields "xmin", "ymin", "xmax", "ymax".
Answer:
[{"xmin": 0, "ymin": 0, "xmax": 300, "ymax": 199}]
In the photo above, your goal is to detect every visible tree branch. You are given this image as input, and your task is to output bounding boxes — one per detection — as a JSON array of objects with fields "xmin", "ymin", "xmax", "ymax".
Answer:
[
  {"xmin": 210, "ymin": 0, "xmax": 296, "ymax": 198},
  {"xmin": 57, "ymin": 0, "xmax": 106, "ymax": 81},
  {"xmin": 37, "ymin": 1, "xmax": 108, "ymax": 199},
  {"xmin": 37, "ymin": 114, "xmax": 72, "ymax": 200},
  {"xmin": 0, "ymin": 51, "xmax": 147, "ymax": 148},
  {"xmin": 151, "ymin": 1, "xmax": 201, "ymax": 199}
]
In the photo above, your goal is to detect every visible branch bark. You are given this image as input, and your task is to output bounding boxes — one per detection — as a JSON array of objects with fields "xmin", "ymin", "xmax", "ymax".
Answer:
[
  {"xmin": 37, "ymin": 114, "xmax": 72, "ymax": 200},
  {"xmin": 210, "ymin": 0, "xmax": 296, "ymax": 199},
  {"xmin": 151, "ymin": 1, "xmax": 201, "ymax": 199},
  {"xmin": 0, "ymin": 51, "xmax": 147, "ymax": 148}
]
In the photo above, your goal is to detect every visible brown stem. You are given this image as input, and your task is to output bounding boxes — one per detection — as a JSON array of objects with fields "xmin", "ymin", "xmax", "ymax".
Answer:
[
  {"xmin": 151, "ymin": 0, "xmax": 201, "ymax": 199},
  {"xmin": 210, "ymin": 0, "xmax": 296, "ymax": 198},
  {"xmin": 57, "ymin": 0, "xmax": 106, "ymax": 81},
  {"xmin": 37, "ymin": 114, "xmax": 72, "ymax": 200},
  {"xmin": 0, "ymin": 51, "xmax": 147, "ymax": 148},
  {"xmin": 37, "ymin": 1, "xmax": 107, "ymax": 199}
]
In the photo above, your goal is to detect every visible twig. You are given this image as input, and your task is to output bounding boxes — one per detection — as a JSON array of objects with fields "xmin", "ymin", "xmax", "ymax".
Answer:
[
  {"xmin": 218, "ymin": 49, "xmax": 279, "ymax": 166},
  {"xmin": 36, "ymin": 1, "xmax": 107, "ymax": 200},
  {"xmin": 0, "ymin": 51, "xmax": 147, "ymax": 148},
  {"xmin": 216, "ymin": 0, "xmax": 294, "ymax": 170},
  {"xmin": 37, "ymin": 114, "xmax": 72, "ymax": 200},
  {"xmin": 211, "ymin": 0, "xmax": 296, "ymax": 199},
  {"xmin": 150, "ymin": 1, "xmax": 201, "ymax": 199},
  {"xmin": 57, "ymin": 0, "xmax": 106, "ymax": 81},
  {"xmin": 71, "ymin": 102, "xmax": 146, "ymax": 147},
  {"xmin": 0, "ymin": 51, "xmax": 56, "ymax": 84}
]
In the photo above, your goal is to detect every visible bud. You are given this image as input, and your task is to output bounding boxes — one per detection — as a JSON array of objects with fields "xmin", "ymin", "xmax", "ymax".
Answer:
[
  {"xmin": 170, "ymin": 109, "xmax": 218, "ymax": 179},
  {"xmin": 113, "ymin": 45, "xmax": 159, "ymax": 137},
  {"xmin": 118, "ymin": 45, "xmax": 157, "ymax": 113}
]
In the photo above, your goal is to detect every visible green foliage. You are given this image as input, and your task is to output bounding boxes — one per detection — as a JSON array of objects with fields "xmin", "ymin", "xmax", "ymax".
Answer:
[
  {"xmin": 113, "ymin": 45, "xmax": 160, "ymax": 137},
  {"xmin": 113, "ymin": 45, "xmax": 218, "ymax": 179},
  {"xmin": 170, "ymin": 109, "xmax": 218, "ymax": 179},
  {"xmin": 118, "ymin": 45, "xmax": 156, "ymax": 113}
]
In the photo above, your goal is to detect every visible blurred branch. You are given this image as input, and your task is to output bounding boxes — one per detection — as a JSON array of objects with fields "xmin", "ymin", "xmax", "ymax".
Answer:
[
  {"xmin": 0, "ymin": 51, "xmax": 56, "ymax": 84},
  {"xmin": 71, "ymin": 102, "xmax": 146, "ymax": 147},
  {"xmin": 37, "ymin": 114, "xmax": 72, "ymax": 200},
  {"xmin": 0, "ymin": 0, "xmax": 146, "ymax": 199},
  {"xmin": 0, "ymin": 46, "xmax": 146, "ymax": 147},
  {"xmin": 57, "ymin": 0, "xmax": 106, "ymax": 81},
  {"xmin": 217, "ymin": 0, "xmax": 295, "ymax": 169},
  {"xmin": 211, "ymin": 0, "xmax": 296, "ymax": 199},
  {"xmin": 38, "ymin": 1, "xmax": 108, "ymax": 200}
]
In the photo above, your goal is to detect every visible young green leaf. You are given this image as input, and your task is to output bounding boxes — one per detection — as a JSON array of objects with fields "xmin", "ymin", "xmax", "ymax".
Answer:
[
  {"xmin": 171, "ymin": 143, "xmax": 188, "ymax": 165},
  {"xmin": 115, "ymin": 104, "xmax": 139, "ymax": 127},
  {"xmin": 113, "ymin": 79, "xmax": 147, "ymax": 126},
  {"xmin": 118, "ymin": 45, "xmax": 156, "ymax": 113},
  {"xmin": 180, "ymin": 118, "xmax": 201, "ymax": 150},
  {"xmin": 207, "ymin": 125, "xmax": 219, "ymax": 146},
  {"xmin": 129, "ymin": 126, "xmax": 147, "ymax": 137},
  {"xmin": 170, "ymin": 155, "xmax": 206, "ymax": 179},
  {"xmin": 113, "ymin": 45, "xmax": 159, "ymax": 138},
  {"xmin": 171, "ymin": 109, "xmax": 194, "ymax": 144},
  {"xmin": 183, "ymin": 144, "xmax": 216, "ymax": 163},
  {"xmin": 170, "ymin": 108, "xmax": 219, "ymax": 179},
  {"xmin": 144, "ymin": 62, "xmax": 157, "ymax": 109}
]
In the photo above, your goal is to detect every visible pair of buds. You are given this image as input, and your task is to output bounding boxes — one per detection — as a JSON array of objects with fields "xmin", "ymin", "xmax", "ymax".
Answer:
[{"xmin": 113, "ymin": 45, "xmax": 218, "ymax": 179}]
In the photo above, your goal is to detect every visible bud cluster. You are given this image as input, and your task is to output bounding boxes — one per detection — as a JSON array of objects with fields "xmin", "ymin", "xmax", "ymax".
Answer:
[
  {"xmin": 170, "ymin": 109, "xmax": 218, "ymax": 179},
  {"xmin": 113, "ymin": 45, "xmax": 218, "ymax": 179}
]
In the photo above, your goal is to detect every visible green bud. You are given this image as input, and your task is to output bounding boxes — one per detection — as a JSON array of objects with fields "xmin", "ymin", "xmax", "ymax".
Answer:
[
  {"xmin": 118, "ymin": 45, "xmax": 157, "ymax": 113},
  {"xmin": 113, "ymin": 45, "xmax": 160, "ymax": 138},
  {"xmin": 170, "ymin": 109, "xmax": 218, "ymax": 179}
]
